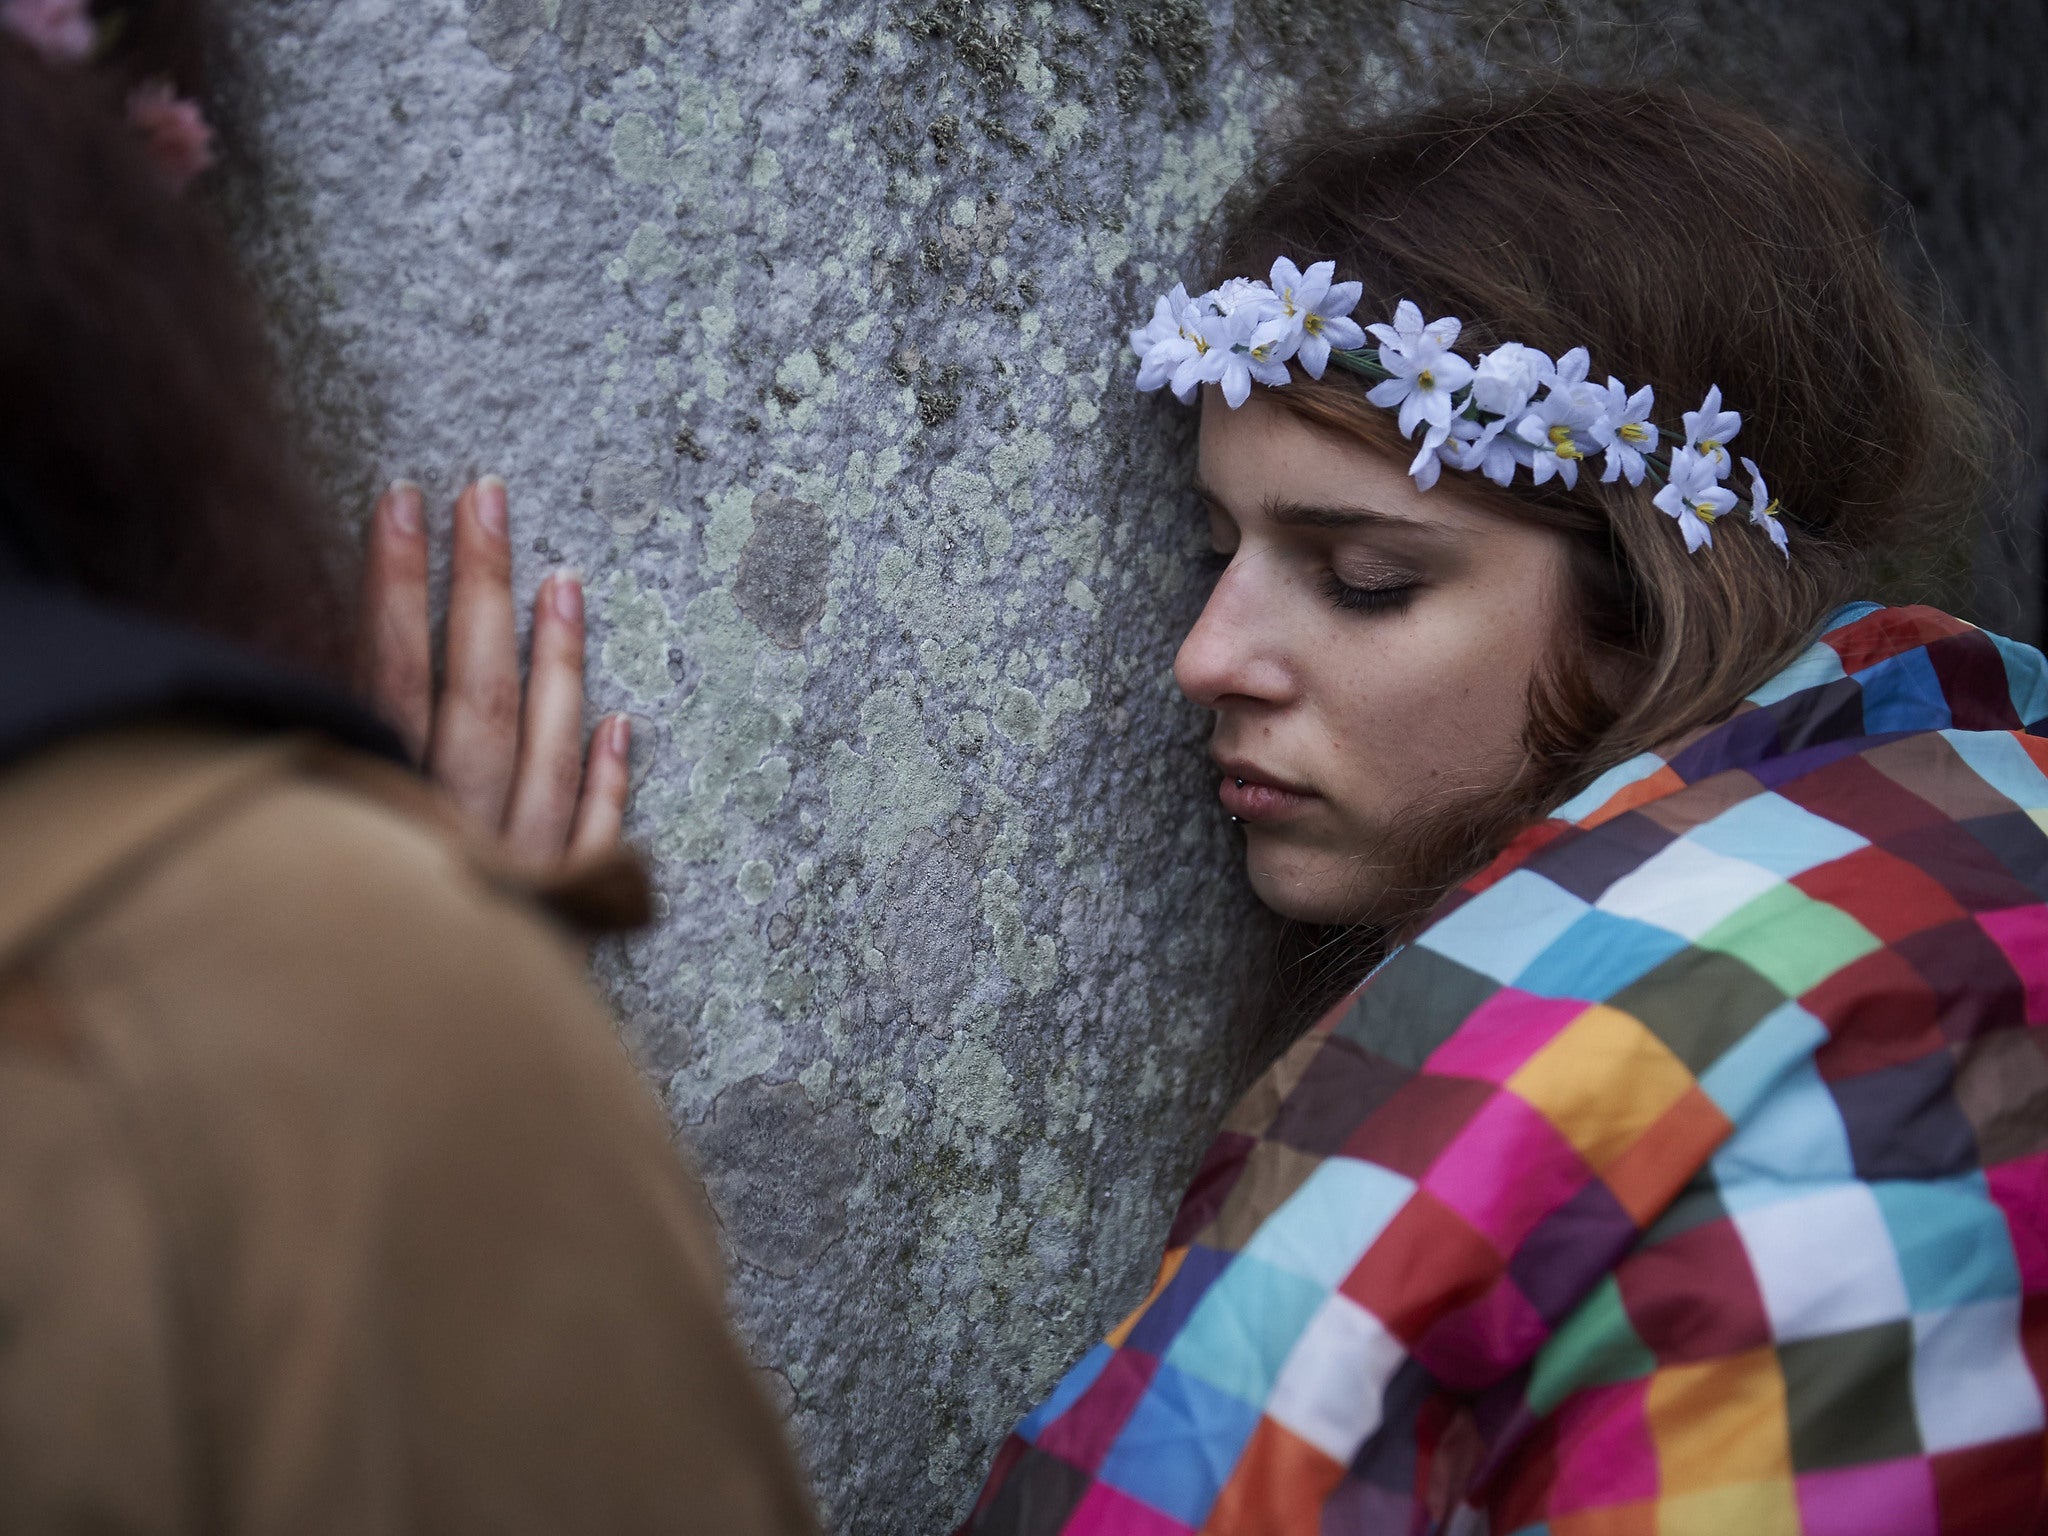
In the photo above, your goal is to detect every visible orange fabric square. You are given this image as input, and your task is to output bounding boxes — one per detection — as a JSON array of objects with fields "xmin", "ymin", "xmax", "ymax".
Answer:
[
  {"xmin": 1200, "ymin": 1418, "xmax": 1344, "ymax": 1535},
  {"xmin": 1655, "ymin": 1481, "xmax": 1802, "ymax": 1534},
  {"xmin": 1548, "ymin": 1500, "xmax": 1659, "ymax": 1536},
  {"xmin": 1598, "ymin": 1086, "xmax": 1733, "ymax": 1227},
  {"xmin": 1506, "ymin": 1005, "xmax": 1695, "ymax": 1175},
  {"xmin": 1645, "ymin": 1349, "xmax": 1791, "ymax": 1492},
  {"xmin": 1580, "ymin": 765, "xmax": 1686, "ymax": 830}
]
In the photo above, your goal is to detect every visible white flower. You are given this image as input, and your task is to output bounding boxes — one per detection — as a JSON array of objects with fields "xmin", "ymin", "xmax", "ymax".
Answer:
[
  {"xmin": 1512, "ymin": 351, "xmax": 1606, "ymax": 488},
  {"xmin": 1468, "ymin": 342, "xmax": 1555, "ymax": 420},
  {"xmin": 1165, "ymin": 305, "xmax": 1252, "ymax": 404},
  {"xmin": 1209, "ymin": 314, "xmax": 1295, "ymax": 408},
  {"xmin": 1741, "ymin": 456, "xmax": 1790, "ymax": 557},
  {"xmin": 1443, "ymin": 415, "xmax": 1536, "ymax": 488},
  {"xmin": 1682, "ymin": 385, "xmax": 1742, "ymax": 477},
  {"xmin": 1212, "ymin": 276, "xmax": 1281, "ymax": 319},
  {"xmin": 1652, "ymin": 447, "xmax": 1738, "ymax": 552},
  {"xmin": 1591, "ymin": 378, "xmax": 1660, "ymax": 486},
  {"xmin": 1130, "ymin": 283, "xmax": 1201, "ymax": 393},
  {"xmin": 1364, "ymin": 315, "xmax": 1475, "ymax": 441},
  {"xmin": 1265, "ymin": 261, "xmax": 1364, "ymax": 379}
]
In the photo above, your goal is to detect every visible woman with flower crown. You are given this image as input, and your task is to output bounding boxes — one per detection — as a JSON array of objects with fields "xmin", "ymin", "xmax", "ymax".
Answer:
[{"xmin": 956, "ymin": 84, "xmax": 2048, "ymax": 1536}]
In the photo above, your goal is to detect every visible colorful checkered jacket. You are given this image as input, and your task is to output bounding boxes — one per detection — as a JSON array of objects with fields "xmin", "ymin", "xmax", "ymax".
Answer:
[{"xmin": 961, "ymin": 604, "xmax": 2048, "ymax": 1536}]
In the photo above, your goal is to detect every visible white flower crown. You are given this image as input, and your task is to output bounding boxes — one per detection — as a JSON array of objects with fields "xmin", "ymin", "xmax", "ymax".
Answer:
[{"xmin": 1130, "ymin": 259, "xmax": 1788, "ymax": 556}]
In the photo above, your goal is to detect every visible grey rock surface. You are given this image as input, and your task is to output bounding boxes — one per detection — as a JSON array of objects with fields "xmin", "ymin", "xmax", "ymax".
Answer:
[{"xmin": 210, "ymin": 2, "xmax": 2048, "ymax": 1528}]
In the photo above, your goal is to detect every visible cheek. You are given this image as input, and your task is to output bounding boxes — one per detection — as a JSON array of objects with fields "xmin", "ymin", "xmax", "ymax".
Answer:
[{"xmin": 1319, "ymin": 583, "xmax": 1551, "ymax": 804}]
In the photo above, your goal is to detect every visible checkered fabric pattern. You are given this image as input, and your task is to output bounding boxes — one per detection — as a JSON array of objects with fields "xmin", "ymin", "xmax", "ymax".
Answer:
[{"xmin": 961, "ymin": 604, "xmax": 2048, "ymax": 1536}]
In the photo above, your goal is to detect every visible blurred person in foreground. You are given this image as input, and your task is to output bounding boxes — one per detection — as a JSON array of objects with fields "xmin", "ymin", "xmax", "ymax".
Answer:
[{"xmin": 0, "ymin": 4, "xmax": 814, "ymax": 1531}]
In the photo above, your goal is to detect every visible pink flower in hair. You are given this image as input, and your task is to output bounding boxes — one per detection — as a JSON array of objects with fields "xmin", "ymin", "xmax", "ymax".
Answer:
[
  {"xmin": 0, "ymin": 0, "xmax": 94, "ymax": 64},
  {"xmin": 127, "ymin": 81, "xmax": 216, "ymax": 194}
]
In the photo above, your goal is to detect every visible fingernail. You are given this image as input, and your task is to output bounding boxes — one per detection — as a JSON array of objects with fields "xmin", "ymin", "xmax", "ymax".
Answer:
[
  {"xmin": 475, "ymin": 475, "xmax": 508, "ymax": 538},
  {"xmin": 550, "ymin": 568, "xmax": 584, "ymax": 624},
  {"xmin": 609, "ymin": 714, "xmax": 632, "ymax": 757},
  {"xmin": 386, "ymin": 481, "xmax": 422, "ymax": 536}
]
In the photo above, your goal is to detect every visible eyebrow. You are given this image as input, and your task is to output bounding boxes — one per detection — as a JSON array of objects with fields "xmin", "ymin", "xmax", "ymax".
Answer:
[{"xmin": 1191, "ymin": 477, "xmax": 1450, "ymax": 538}]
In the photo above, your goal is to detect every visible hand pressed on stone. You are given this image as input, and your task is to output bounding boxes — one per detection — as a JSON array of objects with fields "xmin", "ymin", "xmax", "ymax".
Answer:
[{"xmin": 354, "ymin": 475, "xmax": 631, "ymax": 867}]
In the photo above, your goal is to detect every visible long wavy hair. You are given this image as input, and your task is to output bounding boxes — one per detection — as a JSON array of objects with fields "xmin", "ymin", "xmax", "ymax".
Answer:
[
  {"xmin": 1212, "ymin": 82, "xmax": 2013, "ymax": 1077},
  {"xmin": 0, "ymin": 0, "xmax": 352, "ymax": 678}
]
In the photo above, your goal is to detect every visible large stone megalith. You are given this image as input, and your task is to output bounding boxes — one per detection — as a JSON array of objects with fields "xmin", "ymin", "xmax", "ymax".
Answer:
[{"xmin": 213, "ymin": 2, "xmax": 2045, "ymax": 1527}]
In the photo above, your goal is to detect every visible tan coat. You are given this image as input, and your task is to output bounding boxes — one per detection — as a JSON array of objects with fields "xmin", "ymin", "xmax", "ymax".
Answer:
[{"xmin": 0, "ymin": 725, "xmax": 816, "ymax": 1536}]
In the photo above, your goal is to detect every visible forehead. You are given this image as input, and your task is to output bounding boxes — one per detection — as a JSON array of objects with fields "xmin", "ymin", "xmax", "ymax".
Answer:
[{"xmin": 1194, "ymin": 388, "xmax": 1496, "ymax": 538}]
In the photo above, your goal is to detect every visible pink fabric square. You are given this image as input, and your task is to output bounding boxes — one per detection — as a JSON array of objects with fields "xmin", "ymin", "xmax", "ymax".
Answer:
[
  {"xmin": 1795, "ymin": 1457, "xmax": 1938, "ymax": 1536},
  {"xmin": 1064, "ymin": 1481, "xmax": 1196, "ymax": 1536},
  {"xmin": 1976, "ymin": 907, "xmax": 2048, "ymax": 1024},
  {"xmin": 1986, "ymin": 1150, "xmax": 2048, "ymax": 1290},
  {"xmin": 1411, "ymin": 1272, "xmax": 1550, "ymax": 1392},
  {"xmin": 1036, "ymin": 1348, "xmax": 1160, "ymax": 1473},
  {"xmin": 1421, "ymin": 1088, "xmax": 1593, "ymax": 1252},
  {"xmin": 1427, "ymin": 990, "xmax": 1588, "ymax": 1086},
  {"xmin": 1543, "ymin": 1379, "xmax": 1657, "ymax": 1513}
]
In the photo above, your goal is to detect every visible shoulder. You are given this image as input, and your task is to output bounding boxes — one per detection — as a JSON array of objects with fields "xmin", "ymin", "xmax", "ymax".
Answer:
[{"xmin": 0, "ymin": 726, "xmax": 651, "ymax": 1129}]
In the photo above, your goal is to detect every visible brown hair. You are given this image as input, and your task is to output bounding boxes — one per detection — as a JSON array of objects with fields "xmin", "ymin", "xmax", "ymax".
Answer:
[
  {"xmin": 0, "ymin": 1, "xmax": 353, "ymax": 678},
  {"xmin": 1214, "ymin": 81, "xmax": 2011, "ymax": 1072}
]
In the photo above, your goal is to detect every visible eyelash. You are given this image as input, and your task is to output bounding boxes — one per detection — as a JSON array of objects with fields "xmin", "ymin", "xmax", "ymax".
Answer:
[
  {"xmin": 1322, "ymin": 573, "xmax": 1417, "ymax": 614},
  {"xmin": 1200, "ymin": 550, "xmax": 1416, "ymax": 615}
]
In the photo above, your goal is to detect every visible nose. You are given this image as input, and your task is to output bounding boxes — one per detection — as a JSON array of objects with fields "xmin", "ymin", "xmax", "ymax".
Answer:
[{"xmin": 1173, "ymin": 554, "xmax": 1297, "ymax": 711}]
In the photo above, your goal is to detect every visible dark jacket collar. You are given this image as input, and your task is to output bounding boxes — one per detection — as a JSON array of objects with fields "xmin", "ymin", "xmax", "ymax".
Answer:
[{"xmin": 0, "ymin": 581, "xmax": 407, "ymax": 773}]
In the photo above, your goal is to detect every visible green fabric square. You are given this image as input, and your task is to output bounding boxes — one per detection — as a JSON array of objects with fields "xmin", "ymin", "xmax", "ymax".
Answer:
[
  {"xmin": 1527, "ymin": 1276, "xmax": 1657, "ymax": 1416},
  {"xmin": 1779, "ymin": 1321, "xmax": 1921, "ymax": 1472},
  {"xmin": 1609, "ymin": 947, "xmax": 1787, "ymax": 1075},
  {"xmin": 1697, "ymin": 882, "xmax": 1882, "ymax": 998}
]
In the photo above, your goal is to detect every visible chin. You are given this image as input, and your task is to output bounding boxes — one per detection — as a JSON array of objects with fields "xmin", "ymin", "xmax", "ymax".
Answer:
[{"xmin": 1243, "ymin": 838, "xmax": 1385, "ymax": 926}]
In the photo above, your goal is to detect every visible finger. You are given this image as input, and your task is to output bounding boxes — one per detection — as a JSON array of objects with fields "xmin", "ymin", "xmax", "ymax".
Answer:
[
  {"xmin": 502, "ymin": 569, "xmax": 589, "ymax": 863},
  {"xmin": 354, "ymin": 481, "xmax": 432, "ymax": 761},
  {"xmin": 426, "ymin": 475, "xmax": 520, "ymax": 829},
  {"xmin": 567, "ymin": 714, "xmax": 632, "ymax": 862}
]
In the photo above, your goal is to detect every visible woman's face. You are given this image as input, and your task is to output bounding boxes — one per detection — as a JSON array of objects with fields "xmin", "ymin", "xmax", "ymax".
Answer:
[{"xmin": 1175, "ymin": 389, "xmax": 1573, "ymax": 925}]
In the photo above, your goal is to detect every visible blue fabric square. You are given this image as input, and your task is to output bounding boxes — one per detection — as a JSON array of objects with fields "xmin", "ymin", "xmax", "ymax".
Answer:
[
  {"xmin": 1241, "ymin": 1156, "xmax": 1416, "ymax": 1288},
  {"xmin": 1417, "ymin": 868, "xmax": 1590, "ymax": 985},
  {"xmin": 1162, "ymin": 1253, "xmax": 1325, "ymax": 1406},
  {"xmin": 1511, "ymin": 909, "xmax": 1689, "ymax": 1001},
  {"xmin": 1018, "ymin": 1343, "xmax": 1111, "ymax": 1443},
  {"xmin": 1125, "ymin": 1244, "xmax": 1231, "ymax": 1358},
  {"xmin": 1942, "ymin": 728, "xmax": 2048, "ymax": 813},
  {"xmin": 1856, "ymin": 648, "xmax": 1953, "ymax": 734},
  {"xmin": 1990, "ymin": 630, "xmax": 2048, "ymax": 727},
  {"xmin": 1687, "ymin": 791, "xmax": 1870, "ymax": 879},
  {"xmin": 1095, "ymin": 1360, "xmax": 1265, "ymax": 1527},
  {"xmin": 1875, "ymin": 1174, "xmax": 2023, "ymax": 1312},
  {"xmin": 1708, "ymin": 1056, "xmax": 1855, "ymax": 1212},
  {"xmin": 1748, "ymin": 634, "xmax": 1852, "ymax": 706},
  {"xmin": 1696, "ymin": 998, "xmax": 1828, "ymax": 1122},
  {"xmin": 1553, "ymin": 750, "xmax": 1665, "ymax": 824}
]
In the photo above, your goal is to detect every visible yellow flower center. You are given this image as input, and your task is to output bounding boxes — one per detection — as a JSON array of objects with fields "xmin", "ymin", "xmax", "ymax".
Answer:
[
  {"xmin": 1618, "ymin": 422, "xmax": 1649, "ymax": 444},
  {"xmin": 1691, "ymin": 499, "xmax": 1719, "ymax": 522},
  {"xmin": 1763, "ymin": 498, "xmax": 1782, "ymax": 519},
  {"xmin": 1418, "ymin": 369, "xmax": 1436, "ymax": 390},
  {"xmin": 1548, "ymin": 424, "xmax": 1583, "ymax": 459},
  {"xmin": 1304, "ymin": 313, "xmax": 1324, "ymax": 334}
]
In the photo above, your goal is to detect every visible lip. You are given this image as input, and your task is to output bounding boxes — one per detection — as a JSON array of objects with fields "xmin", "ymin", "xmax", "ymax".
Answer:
[{"xmin": 1213, "ymin": 757, "xmax": 1319, "ymax": 824}]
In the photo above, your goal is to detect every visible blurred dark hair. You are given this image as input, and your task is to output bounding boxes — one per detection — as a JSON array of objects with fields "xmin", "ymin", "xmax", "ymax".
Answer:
[
  {"xmin": 0, "ymin": 0, "xmax": 352, "ymax": 678},
  {"xmin": 1213, "ymin": 81, "xmax": 2014, "ymax": 1075}
]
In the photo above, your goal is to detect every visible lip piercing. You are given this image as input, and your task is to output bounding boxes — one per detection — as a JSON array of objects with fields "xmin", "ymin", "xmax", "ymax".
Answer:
[{"xmin": 1231, "ymin": 778, "xmax": 1246, "ymax": 825}]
